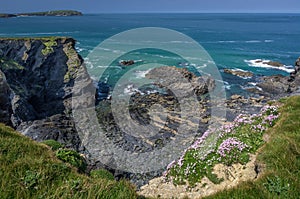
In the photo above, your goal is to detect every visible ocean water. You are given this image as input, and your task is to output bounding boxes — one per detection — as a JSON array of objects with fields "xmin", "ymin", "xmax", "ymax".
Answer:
[{"xmin": 1, "ymin": 13, "xmax": 300, "ymax": 96}]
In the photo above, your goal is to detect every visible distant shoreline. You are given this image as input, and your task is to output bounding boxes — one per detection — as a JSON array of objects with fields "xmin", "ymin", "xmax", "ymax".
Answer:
[{"xmin": 0, "ymin": 10, "xmax": 82, "ymax": 18}]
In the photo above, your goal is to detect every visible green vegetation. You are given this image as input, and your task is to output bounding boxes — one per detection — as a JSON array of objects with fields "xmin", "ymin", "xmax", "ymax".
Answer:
[
  {"xmin": 55, "ymin": 149, "xmax": 87, "ymax": 173},
  {"xmin": 202, "ymin": 96, "xmax": 300, "ymax": 198},
  {"xmin": 41, "ymin": 139, "xmax": 63, "ymax": 151},
  {"xmin": 91, "ymin": 169, "xmax": 115, "ymax": 181},
  {"xmin": 41, "ymin": 38, "xmax": 57, "ymax": 56},
  {"xmin": 0, "ymin": 124, "xmax": 138, "ymax": 199},
  {"xmin": 166, "ymin": 104, "xmax": 279, "ymax": 186},
  {"xmin": 63, "ymin": 41, "xmax": 81, "ymax": 82},
  {"xmin": 18, "ymin": 10, "xmax": 82, "ymax": 16},
  {"xmin": 0, "ymin": 58, "xmax": 24, "ymax": 70}
]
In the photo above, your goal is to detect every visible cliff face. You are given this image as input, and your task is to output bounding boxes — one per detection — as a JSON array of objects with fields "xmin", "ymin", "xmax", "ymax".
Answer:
[
  {"xmin": 0, "ymin": 37, "xmax": 93, "ymax": 150},
  {"xmin": 0, "ymin": 70, "xmax": 12, "ymax": 125}
]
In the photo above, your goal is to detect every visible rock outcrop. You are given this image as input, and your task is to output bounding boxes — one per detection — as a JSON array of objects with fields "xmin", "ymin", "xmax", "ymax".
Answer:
[
  {"xmin": 146, "ymin": 66, "xmax": 215, "ymax": 97},
  {"xmin": 0, "ymin": 70, "xmax": 12, "ymax": 125},
  {"xmin": 255, "ymin": 59, "xmax": 284, "ymax": 67},
  {"xmin": 224, "ymin": 68, "xmax": 253, "ymax": 78},
  {"xmin": 0, "ymin": 14, "xmax": 17, "ymax": 18},
  {"xmin": 0, "ymin": 37, "xmax": 93, "ymax": 150},
  {"xmin": 247, "ymin": 57, "xmax": 300, "ymax": 98},
  {"xmin": 119, "ymin": 60, "xmax": 135, "ymax": 66}
]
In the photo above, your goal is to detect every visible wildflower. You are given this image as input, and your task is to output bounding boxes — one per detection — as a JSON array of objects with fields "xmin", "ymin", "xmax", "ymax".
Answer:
[{"xmin": 217, "ymin": 137, "xmax": 248, "ymax": 157}]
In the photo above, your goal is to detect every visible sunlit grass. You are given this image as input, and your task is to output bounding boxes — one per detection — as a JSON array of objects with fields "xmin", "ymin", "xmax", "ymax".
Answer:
[{"xmin": 0, "ymin": 124, "xmax": 138, "ymax": 199}]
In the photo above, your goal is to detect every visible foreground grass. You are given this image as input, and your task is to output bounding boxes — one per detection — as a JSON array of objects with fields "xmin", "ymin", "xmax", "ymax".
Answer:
[
  {"xmin": 203, "ymin": 96, "xmax": 300, "ymax": 199},
  {"xmin": 0, "ymin": 124, "xmax": 138, "ymax": 199}
]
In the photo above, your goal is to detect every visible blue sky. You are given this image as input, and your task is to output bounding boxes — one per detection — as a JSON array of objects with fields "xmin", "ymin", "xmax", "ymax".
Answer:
[{"xmin": 1, "ymin": 0, "xmax": 300, "ymax": 13}]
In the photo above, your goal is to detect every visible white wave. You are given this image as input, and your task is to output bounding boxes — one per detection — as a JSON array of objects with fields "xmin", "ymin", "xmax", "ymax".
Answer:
[
  {"xmin": 169, "ymin": 40, "xmax": 194, "ymax": 44},
  {"xmin": 218, "ymin": 40, "xmax": 237, "ymax": 43},
  {"xmin": 217, "ymin": 40, "xmax": 272, "ymax": 44},
  {"xmin": 84, "ymin": 59, "xmax": 94, "ymax": 69},
  {"xmin": 245, "ymin": 59, "xmax": 294, "ymax": 73},
  {"xmin": 245, "ymin": 40, "xmax": 261, "ymax": 43},
  {"xmin": 134, "ymin": 69, "xmax": 151, "ymax": 79},
  {"xmin": 248, "ymin": 82, "xmax": 257, "ymax": 86},
  {"xmin": 215, "ymin": 79, "xmax": 229, "ymax": 85},
  {"xmin": 75, "ymin": 47, "xmax": 84, "ymax": 52},
  {"xmin": 13, "ymin": 31, "xmax": 77, "ymax": 36},
  {"xmin": 264, "ymin": 40, "xmax": 274, "ymax": 43},
  {"xmin": 256, "ymin": 86, "xmax": 263, "ymax": 91},
  {"xmin": 224, "ymin": 85, "xmax": 231, "ymax": 90},
  {"xmin": 124, "ymin": 84, "xmax": 140, "ymax": 95}
]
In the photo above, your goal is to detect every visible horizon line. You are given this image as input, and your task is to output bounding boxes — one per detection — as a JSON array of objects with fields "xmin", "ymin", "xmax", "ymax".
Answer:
[
  {"xmin": 1, "ymin": 10, "xmax": 299, "ymax": 15},
  {"xmin": 83, "ymin": 11, "xmax": 300, "ymax": 14}
]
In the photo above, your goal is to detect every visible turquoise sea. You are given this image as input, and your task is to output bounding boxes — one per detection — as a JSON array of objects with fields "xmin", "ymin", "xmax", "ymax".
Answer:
[{"xmin": 1, "ymin": 13, "xmax": 300, "ymax": 96}]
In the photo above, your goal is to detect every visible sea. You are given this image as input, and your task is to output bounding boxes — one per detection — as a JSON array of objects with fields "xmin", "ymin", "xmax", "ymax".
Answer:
[{"xmin": 1, "ymin": 13, "xmax": 300, "ymax": 97}]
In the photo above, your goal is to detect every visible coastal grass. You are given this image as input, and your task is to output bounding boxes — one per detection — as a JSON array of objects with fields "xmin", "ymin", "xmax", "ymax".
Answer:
[
  {"xmin": 203, "ymin": 96, "xmax": 300, "ymax": 199},
  {"xmin": 0, "ymin": 124, "xmax": 138, "ymax": 199}
]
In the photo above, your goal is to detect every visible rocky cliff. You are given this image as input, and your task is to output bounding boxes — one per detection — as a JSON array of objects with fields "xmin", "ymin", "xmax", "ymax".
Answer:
[{"xmin": 0, "ymin": 37, "xmax": 93, "ymax": 150}]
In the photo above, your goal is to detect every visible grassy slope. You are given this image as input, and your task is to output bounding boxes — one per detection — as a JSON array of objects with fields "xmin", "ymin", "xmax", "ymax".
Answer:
[
  {"xmin": 0, "ymin": 124, "xmax": 138, "ymax": 199},
  {"xmin": 203, "ymin": 96, "xmax": 300, "ymax": 199}
]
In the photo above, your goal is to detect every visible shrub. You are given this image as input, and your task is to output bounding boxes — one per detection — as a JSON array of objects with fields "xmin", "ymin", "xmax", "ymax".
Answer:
[
  {"xmin": 41, "ymin": 139, "xmax": 62, "ymax": 151},
  {"xmin": 55, "ymin": 149, "xmax": 87, "ymax": 172}
]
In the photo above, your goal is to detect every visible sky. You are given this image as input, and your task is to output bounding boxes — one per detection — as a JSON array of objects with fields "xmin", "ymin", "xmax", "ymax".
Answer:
[{"xmin": 1, "ymin": 0, "xmax": 300, "ymax": 14}]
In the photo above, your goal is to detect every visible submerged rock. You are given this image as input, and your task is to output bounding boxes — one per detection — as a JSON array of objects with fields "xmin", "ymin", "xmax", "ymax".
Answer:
[
  {"xmin": 224, "ymin": 68, "xmax": 253, "ymax": 78},
  {"xmin": 119, "ymin": 60, "xmax": 135, "ymax": 66},
  {"xmin": 255, "ymin": 59, "xmax": 284, "ymax": 67}
]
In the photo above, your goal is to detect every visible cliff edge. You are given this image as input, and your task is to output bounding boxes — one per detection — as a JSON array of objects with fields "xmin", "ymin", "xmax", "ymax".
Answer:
[{"xmin": 0, "ymin": 37, "xmax": 93, "ymax": 150}]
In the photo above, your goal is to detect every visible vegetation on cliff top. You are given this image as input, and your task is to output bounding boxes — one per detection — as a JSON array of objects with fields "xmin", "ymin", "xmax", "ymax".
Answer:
[
  {"xmin": 41, "ymin": 38, "xmax": 58, "ymax": 56},
  {"xmin": 0, "ymin": 124, "xmax": 138, "ymax": 199},
  {"xmin": 203, "ymin": 96, "xmax": 300, "ymax": 198}
]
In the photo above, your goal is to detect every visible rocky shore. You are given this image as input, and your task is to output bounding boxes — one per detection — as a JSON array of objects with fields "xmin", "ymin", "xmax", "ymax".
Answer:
[
  {"xmin": 248, "ymin": 58, "xmax": 300, "ymax": 98},
  {"xmin": 1, "ymin": 37, "xmax": 300, "ymax": 191}
]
